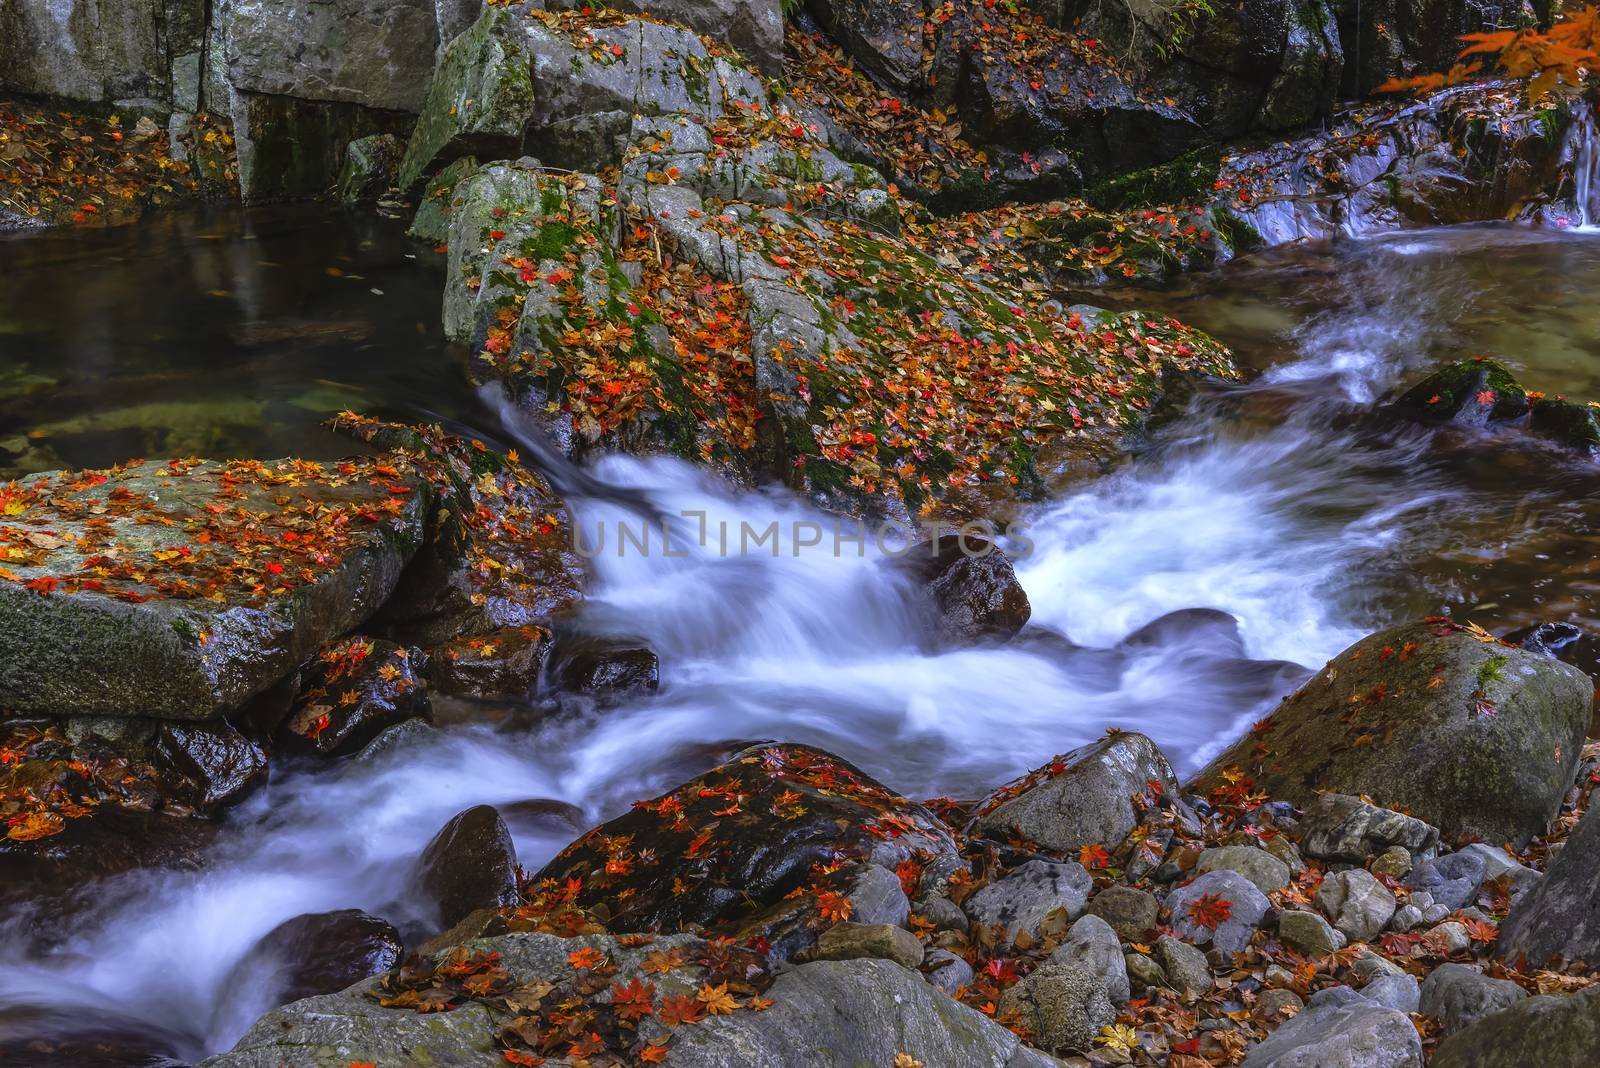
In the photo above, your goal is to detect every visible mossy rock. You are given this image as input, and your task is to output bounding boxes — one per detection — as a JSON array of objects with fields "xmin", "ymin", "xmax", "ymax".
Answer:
[
  {"xmin": 398, "ymin": 10, "xmax": 535, "ymax": 192},
  {"xmin": 409, "ymin": 155, "xmax": 481, "ymax": 245},
  {"xmin": 1528, "ymin": 396, "xmax": 1600, "ymax": 452},
  {"xmin": 1189, "ymin": 620, "xmax": 1592, "ymax": 846},
  {"xmin": 1391, "ymin": 358, "xmax": 1529, "ymax": 426}
]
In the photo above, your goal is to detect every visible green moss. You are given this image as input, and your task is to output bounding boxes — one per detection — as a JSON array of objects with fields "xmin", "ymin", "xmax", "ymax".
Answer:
[
  {"xmin": 1478, "ymin": 654, "xmax": 1510, "ymax": 689},
  {"xmin": 1084, "ymin": 145, "xmax": 1224, "ymax": 211}
]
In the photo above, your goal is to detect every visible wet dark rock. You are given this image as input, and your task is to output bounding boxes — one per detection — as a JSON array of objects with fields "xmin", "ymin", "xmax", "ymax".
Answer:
[
  {"xmin": 0, "ymin": 1001, "xmax": 191, "ymax": 1068},
  {"xmin": 1528, "ymin": 397, "xmax": 1600, "ymax": 453},
  {"xmin": 416, "ymin": 804, "xmax": 520, "ymax": 929},
  {"xmin": 895, "ymin": 535, "xmax": 1031, "ymax": 646},
  {"xmin": 335, "ymin": 132, "xmax": 404, "ymax": 203},
  {"xmin": 0, "ymin": 806, "xmax": 217, "ymax": 924},
  {"xmin": 1497, "ymin": 801, "xmax": 1600, "ymax": 969},
  {"xmin": 1337, "ymin": 0, "xmax": 1532, "ymax": 98},
  {"xmin": 1190, "ymin": 620, "xmax": 1592, "ymax": 847},
  {"xmin": 546, "ymin": 633, "xmax": 661, "ymax": 705},
  {"xmin": 225, "ymin": 909, "xmax": 403, "ymax": 1007},
  {"xmin": 1392, "ymin": 358, "xmax": 1529, "ymax": 427},
  {"xmin": 1120, "ymin": 607, "xmax": 1246, "ymax": 657},
  {"xmin": 1297, "ymin": 792, "xmax": 1440, "ymax": 864},
  {"xmin": 428, "ymin": 624, "xmax": 553, "ymax": 700},
  {"xmin": 276, "ymin": 638, "xmax": 430, "ymax": 757},
  {"xmin": 531, "ymin": 743, "xmax": 960, "ymax": 962},
  {"xmin": 496, "ymin": 797, "xmax": 590, "ymax": 840},
  {"xmin": 1419, "ymin": 963, "xmax": 1528, "ymax": 1036},
  {"xmin": 806, "ymin": 0, "xmax": 1204, "ymax": 199},
  {"xmin": 1431, "ymin": 983, "xmax": 1600, "ymax": 1068},
  {"xmin": 1212, "ymin": 84, "xmax": 1574, "ymax": 251},
  {"xmin": 0, "ymin": 458, "xmax": 427, "ymax": 720},
  {"xmin": 153, "ymin": 720, "xmax": 268, "ymax": 812},
  {"xmin": 967, "ymin": 730, "xmax": 1185, "ymax": 855}
]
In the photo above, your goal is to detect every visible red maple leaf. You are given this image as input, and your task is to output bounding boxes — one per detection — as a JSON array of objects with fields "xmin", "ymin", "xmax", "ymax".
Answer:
[{"xmin": 1185, "ymin": 892, "xmax": 1233, "ymax": 930}]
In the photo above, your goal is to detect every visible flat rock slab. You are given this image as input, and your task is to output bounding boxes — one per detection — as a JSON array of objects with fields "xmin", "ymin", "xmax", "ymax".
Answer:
[{"xmin": 0, "ymin": 457, "xmax": 427, "ymax": 718}]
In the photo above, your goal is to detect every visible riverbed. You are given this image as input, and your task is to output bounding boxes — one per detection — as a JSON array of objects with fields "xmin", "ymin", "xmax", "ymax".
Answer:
[{"xmin": 4, "ymin": 211, "xmax": 1600, "ymax": 1063}]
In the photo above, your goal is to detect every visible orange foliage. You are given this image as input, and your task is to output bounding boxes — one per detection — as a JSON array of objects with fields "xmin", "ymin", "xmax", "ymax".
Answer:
[{"xmin": 1380, "ymin": 6, "xmax": 1600, "ymax": 101}]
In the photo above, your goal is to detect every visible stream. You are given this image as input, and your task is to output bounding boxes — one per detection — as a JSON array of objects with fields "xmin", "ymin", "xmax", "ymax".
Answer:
[{"xmin": 4, "ymin": 211, "xmax": 1600, "ymax": 1064}]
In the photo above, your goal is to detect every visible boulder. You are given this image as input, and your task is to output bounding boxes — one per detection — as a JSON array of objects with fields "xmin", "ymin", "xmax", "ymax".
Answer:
[
  {"xmin": 1297, "ymin": 793, "xmax": 1440, "ymax": 864},
  {"xmin": 967, "ymin": 731, "xmax": 1182, "ymax": 855},
  {"xmin": 894, "ymin": 536, "xmax": 1031, "ymax": 646},
  {"xmin": 529, "ymin": 743, "xmax": 960, "ymax": 961},
  {"xmin": 1315, "ymin": 869, "xmax": 1396, "ymax": 943},
  {"xmin": 1392, "ymin": 358, "xmax": 1529, "ymax": 427},
  {"xmin": 0, "ymin": 0, "xmax": 206, "ymax": 111},
  {"xmin": 923, "ymin": 947, "xmax": 975, "ymax": 995},
  {"xmin": 416, "ymin": 804, "xmax": 520, "ymax": 929},
  {"xmin": 218, "ymin": 0, "xmax": 440, "ymax": 112},
  {"xmin": 1164, "ymin": 869, "xmax": 1271, "ymax": 955},
  {"xmin": 599, "ymin": 0, "xmax": 783, "ymax": 75},
  {"xmin": 1497, "ymin": 802, "xmax": 1600, "ymax": 968},
  {"xmin": 1190, "ymin": 620, "xmax": 1592, "ymax": 847},
  {"xmin": 0, "ymin": 458, "xmax": 426, "ymax": 719},
  {"xmin": 222, "ymin": 909, "xmax": 403, "ymax": 1007},
  {"xmin": 276, "ymin": 638, "xmax": 430, "ymax": 757},
  {"xmin": 200, "ymin": 932, "xmax": 1060, "ymax": 1068},
  {"xmin": 153, "ymin": 720, "xmax": 268, "ymax": 812},
  {"xmin": 1240, "ymin": 985, "xmax": 1422, "ymax": 1068},
  {"xmin": 1431, "ymin": 984, "xmax": 1600, "ymax": 1068},
  {"xmin": 1195, "ymin": 844, "xmax": 1291, "ymax": 894},
  {"xmin": 962, "ymin": 859, "xmax": 1092, "ymax": 943},
  {"xmin": 1362, "ymin": 973, "xmax": 1421, "ymax": 1014},
  {"xmin": 1419, "ymin": 963, "xmax": 1528, "ymax": 1036}
]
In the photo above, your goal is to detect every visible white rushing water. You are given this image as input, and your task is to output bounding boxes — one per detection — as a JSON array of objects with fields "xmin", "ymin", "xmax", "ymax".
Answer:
[{"xmin": 0, "ymin": 225, "xmax": 1584, "ymax": 1062}]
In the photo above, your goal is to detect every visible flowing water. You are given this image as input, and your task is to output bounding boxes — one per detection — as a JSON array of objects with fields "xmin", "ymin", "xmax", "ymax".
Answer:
[{"xmin": 5, "ymin": 212, "xmax": 1600, "ymax": 1064}]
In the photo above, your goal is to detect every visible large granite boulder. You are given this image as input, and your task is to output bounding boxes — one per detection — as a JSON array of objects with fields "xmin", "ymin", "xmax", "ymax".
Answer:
[
  {"xmin": 1190, "ymin": 620, "xmax": 1592, "ymax": 846},
  {"xmin": 528, "ymin": 743, "xmax": 960, "ymax": 961},
  {"xmin": 199, "ymin": 932, "xmax": 1062, "ymax": 1067},
  {"xmin": 1240, "ymin": 985, "xmax": 1422, "ymax": 1067},
  {"xmin": 1431, "ymin": 984, "xmax": 1600, "ymax": 1068},
  {"xmin": 0, "ymin": 457, "xmax": 427, "ymax": 719},
  {"xmin": 0, "ymin": 0, "xmax": 206, "ymax": 110},
  {"xmin": 1497, "ymin": 802, "xmax": 1600, "ymax": 968},
  {"xmin": 967, "ymin": 731, "xmax": 1183, "ymax": 855}
]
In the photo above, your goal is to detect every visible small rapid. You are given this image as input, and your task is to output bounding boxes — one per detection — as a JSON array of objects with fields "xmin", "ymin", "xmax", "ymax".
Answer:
[{"xmin": 7, "ymin": 220, "xmax": 1600, "ymax": 1063}]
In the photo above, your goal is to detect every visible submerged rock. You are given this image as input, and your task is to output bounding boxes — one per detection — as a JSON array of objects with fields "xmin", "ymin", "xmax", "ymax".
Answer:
[
  {"xmin": 1391, "ymin": 358, "xmax": 1529, "ymax": 426},
  {"xmin": 0, "ymin": 458, "xmax": 427, "ymax": 719},
  {"xmin": 1190, "ymin": 619, "xmax": 1592, "ymax": 846},
  {"xmin": 1528, "ymin": 396, "xmax": 1600, "ymax": 453},
  {"xmin": 546, "ymin": 633, "xmax": 661, "ymax": 705}
]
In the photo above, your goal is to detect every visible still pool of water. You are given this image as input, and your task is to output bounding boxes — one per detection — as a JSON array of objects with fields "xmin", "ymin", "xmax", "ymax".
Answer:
[
  {"xmin": 0, "ymin": 204, "xmax": 475, "ymax": 480},
  {"xmin": 4, "ymin": 214, "xmax": 1600, "ymax": 1064}
]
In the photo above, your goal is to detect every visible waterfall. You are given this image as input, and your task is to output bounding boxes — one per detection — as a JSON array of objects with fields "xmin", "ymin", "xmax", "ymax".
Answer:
[{"xmin": 1570, "ymin": 103, "xmax": 1600, "ymax": 230}]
